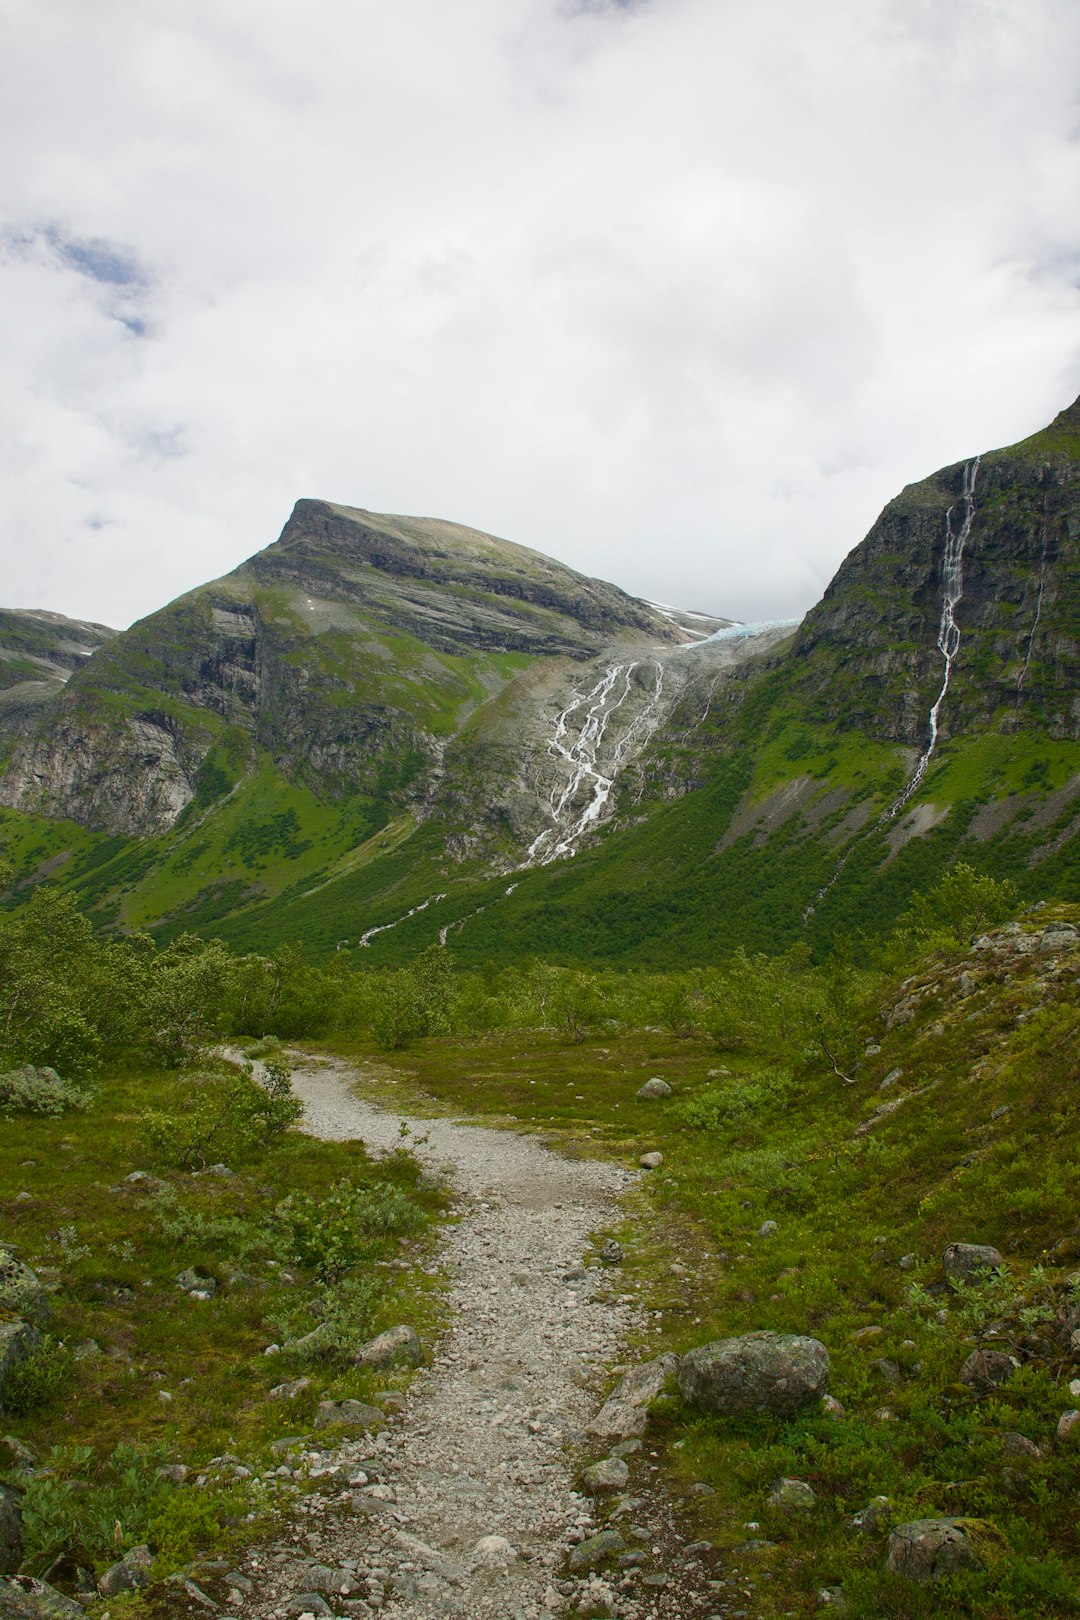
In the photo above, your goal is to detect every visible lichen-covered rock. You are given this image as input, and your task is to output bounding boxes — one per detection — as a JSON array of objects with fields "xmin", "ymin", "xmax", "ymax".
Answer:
[
  {"xmin": 353, "ymin": 1324, "xmax": 422, "ymax": 1369},
  {"xmin": 886, "ymin": 1518, "xmax": 1007, "ymax": 1584},
  {"xmin": 0, "ymin": 1575, "xmax": 87, "ymax": 1618},
  {"xmin": 583, "ymin": 1457, "xmax": 629, "ymax": 1494},
  {"xmin": 677, "ymin": 1331, "xmax": 830, "ymax": 1417},
  {"xmin": 635, "ymin": 1078, "xmax": 672, "ymax": 1100},
  {"xmin": 942, "ymin": 1243, "xmax": 1003, "ymax": 1285},
  {"xmin": 846, "ymin": 1496, "xmax": 891, "ymax": 1534},
  {"xmin": 766, "ymin": 1477, "xmax": 816, "ymax": 1511},
  {"xmin": 567, "ymin": 1530, "xmax": 625, "ymax": 1572},
  {"xmin": 587, "ymin": 1353, "xmax": 676, "ymax": 1438}
]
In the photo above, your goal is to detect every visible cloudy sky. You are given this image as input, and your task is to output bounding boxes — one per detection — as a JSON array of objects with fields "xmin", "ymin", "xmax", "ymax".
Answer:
[{"xmin": 2, "ymin": 0, "xmax": 1079, "ymax": 630}]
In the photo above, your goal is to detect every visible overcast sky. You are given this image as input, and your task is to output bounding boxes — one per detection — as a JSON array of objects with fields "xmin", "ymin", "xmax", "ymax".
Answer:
[{"xmin": 2, "ymin": 0, "xmax": 1079, "ymax": 630}]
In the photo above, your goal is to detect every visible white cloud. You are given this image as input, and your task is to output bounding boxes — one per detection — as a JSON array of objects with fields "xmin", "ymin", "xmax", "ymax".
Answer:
[{"xmin": 1, "ymin": 0, "xmax": 1079, "ymax": 628}]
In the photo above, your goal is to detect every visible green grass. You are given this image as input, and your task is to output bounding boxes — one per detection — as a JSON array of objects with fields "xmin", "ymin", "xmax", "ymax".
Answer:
[{"xmin": 323, "ymin": 904, "xmax": 1080, "ymax": 1616}]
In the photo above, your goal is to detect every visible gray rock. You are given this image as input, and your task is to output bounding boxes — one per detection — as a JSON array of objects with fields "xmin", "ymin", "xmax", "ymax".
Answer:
[
  {"xmin": 0, "ymin": 1576, "xmax": 87, "ymax": 1618},
  {"xmin": 870, "ymin": 1357, "xmax": 902, "ymax": 1385},
  {"xmin": 846, "ymin": 1496, "xmax": 891, "ymax": 1534},
  {"xmin": 353, "ymin": 1324, "xmax": 422, "ymax": 1370},
  {"xmin": 472, "ymin": 1535, "xmax": 516, "ymax": 1567},
  {"xmin": 176, "ymin": 1268, "xmax": 217, "ymax": 1299},
  {"xmin": 886, "ymin": 1518, "xmax": 1003, "ymax": 1584},
  {"xmin": 598, "ymin": 1240, "xmax": 623, "ymax": 1266},
  {"xmin": 820, "ymin": 1394, "xmax": 845, "ymax": 1420},
  {"xmin": 0, "ymin": 1438, "xmax": 34, "ymax": 1475},
  {"xmin": 314, "ymin": 1399, "xmax": 385, "ymax": 1431},
  {"xmin": 0, "ymin": 1250, "xmax": 48, "ymax": 1326},
  {"xmin": 758, "ymin": 1220, "xmax": 778, "ymax": 1237},
  {"xmin": 942, "ymin": 1243, "xmax": 1003, "ymax": 1285},
  {"xmin": 635, "ymin": 1078, "xmax": 672, "ymax": 1100},
  {"xmin": 958, "ymin": 1348, "xmax": 1018, "ymax": 1394},
  {"xmin": 97, "ymin": 1545, "xmax": 153, "ymax": 1596},
  {"xmin": 677, "ymin": 1331, "xmax": 830, "ymax": 1417},
  {"xmin": 1039, "ymin": 923, "xmax": 1078, "ymax": 952},
  {"xmin": 766, "ymin": 1477, "xmax": 815, "ymax": 1511},
  {"xmin": 878, "ymin": 1068, "xmax": 903, "ymax": 1092},
  {"xmin": 639, "ymin": 1152, "xmax": 664, "ymax": 1169},
  {"xmin": 583, "ymin": 1457, "xmax": 629, "ymax": 1494},
  {"xmin": 0, "ymin": 1487, "xmax": 21, "ymax": 1576},
  {"xmin": 283, "ymin": 1595, "xmax": 332, "ymax": 1617},
  {"xmin": 567, "ymin": 1530, "xmax": 626, "ymax": 1572},
  {"xmin": 224, "ymin": 1572, "xmax": 253, "ymax": 1595}
]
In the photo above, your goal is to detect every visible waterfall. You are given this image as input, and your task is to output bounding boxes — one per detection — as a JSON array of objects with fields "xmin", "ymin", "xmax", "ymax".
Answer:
[{"xmin": 888, "ymin": 456, "xmax": 980, "ymax": 819}]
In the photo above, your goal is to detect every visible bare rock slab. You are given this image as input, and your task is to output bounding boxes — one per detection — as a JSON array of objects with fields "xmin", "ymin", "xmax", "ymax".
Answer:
[{"xmin": 677, "ymin": 1331, "xmax": 829, "ymax": 1417}]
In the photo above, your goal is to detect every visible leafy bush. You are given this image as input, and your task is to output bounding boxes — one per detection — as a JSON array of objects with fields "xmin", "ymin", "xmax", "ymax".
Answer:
[
  {"xmin": 272, "ymin": 1177, "xmax": 422, "ymax": 1280},
  {"xmin": 0, "ymin": 1063, "xmax": 91, "ymax": 1116},
  {"xmin": 140, "ymin": 1060, "xmax": 302, "ymax": 1170},
  {"xmin": 679, "ymin": 1067, "xmax": 796, "ymax": 1130},
  {"xmin": 0, "ymin": 1333, "xmax": 76, "ymax": 1416},
  {"xmin": 272, "ymin": 1272, "xmax": 385, "ymax": 1362}
]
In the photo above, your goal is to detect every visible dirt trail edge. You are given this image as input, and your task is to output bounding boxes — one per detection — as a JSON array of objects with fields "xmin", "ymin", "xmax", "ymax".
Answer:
[{"xmin": 257, "ymin": 1051, "xmax": 688, "ymax": 1620}]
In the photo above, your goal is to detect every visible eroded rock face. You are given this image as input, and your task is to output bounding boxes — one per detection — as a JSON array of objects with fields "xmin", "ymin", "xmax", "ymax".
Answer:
[{"xmin": 677, "ymin": 1331, "xmax": 830, "ymax": 1417}]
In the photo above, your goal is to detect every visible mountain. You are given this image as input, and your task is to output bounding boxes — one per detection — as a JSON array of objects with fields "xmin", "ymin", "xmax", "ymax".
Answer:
[
  {"xmin": 0, "ymin": 608, "xmax": 115, "ymax": 706},
  {"xmin": 0, "ymin": 396, "xmax": 1078, "ymax": 960}
]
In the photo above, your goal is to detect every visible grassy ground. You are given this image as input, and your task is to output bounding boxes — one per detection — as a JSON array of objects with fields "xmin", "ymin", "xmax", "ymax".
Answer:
[
  {"xmin": 328, "ymin": 908, "xmax": 1080, "ymax": 1617},
  {"xmin": 0, "ymin": 1057, "xmax": 446, "ymax": 1592}
]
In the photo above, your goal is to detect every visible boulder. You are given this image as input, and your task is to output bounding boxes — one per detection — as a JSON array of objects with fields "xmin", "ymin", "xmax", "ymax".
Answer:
[
  {"xmin": 958, "ymin": 1349, "xmax": 1018, "ymax": 1394},
  {"xmin": 886, "ymin": 1518, "xmax": 1006, "ymax": 1584},
  {"xmin": 588, "ymin": 1354, "xmax": 676, "ymax": 1437},
  {"xmin": 0, "ymin": 1487, "xmax": 21, "ymax": 1575},
  {"xmin": 305, "ymin": 1565, "xmax": 363, "ymax": 1596},
  {"xmin": 353, "ymin": 1324, "xmax": 422, "ymax": 1370},
  {"xmin": 269, "ymin": 1377, "xmax": 312, "ymax": 1401},
  {"xmin": 472, "ymin": 1535, "xmax": 516, "ymax": 1567},
  {"xmin": 677, "ymin": 1331, "xmax": 829, "ymax": 1417},
  {"xmin": 583, "ymin": 1457, "xmax": 629, "ymax": 1494},
  {"xmin": 598, "ymin": 1240, "xmax": 623, "ymax": 1266},
  {"xmin": 313, "ymin": 1399, "xmax": 385, "ymax": 1431},
  {"xmin": 942, "ymin": 1243, "xmax": 1003, "ymax": 1286},
  {"xmin": 638, "ymin": 1152, "xmax": 663, "ymax": 1169},
  {"xmin": 0, "ymin": 1251, "xmax": 48, "ymax": 1327},
  {"xmin": 1001, "ymin": 1432, "xmax": 1042, "ymax": 1461},
  {"xmin": 635, "ymin": 1078, "xmax": 672, "ymax": 1100},
  {"xmin": 97, "ymin": 1545, "xmax": 153, "ymax": 1597}
]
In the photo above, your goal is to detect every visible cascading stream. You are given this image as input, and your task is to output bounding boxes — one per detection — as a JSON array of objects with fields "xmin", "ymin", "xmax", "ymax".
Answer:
[
  {"xmin": 888, "ymin": 456, "xmax": 980, "ymax": 819},
  {"xmin": 526, "ymin": 658, "xmax": 667, "ymax": 865}
]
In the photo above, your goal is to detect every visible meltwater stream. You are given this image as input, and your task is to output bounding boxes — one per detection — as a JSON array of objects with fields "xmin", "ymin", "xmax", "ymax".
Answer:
[{"xmin": 888, "ymin": 456, "xmax": 980, "ymax": 819}]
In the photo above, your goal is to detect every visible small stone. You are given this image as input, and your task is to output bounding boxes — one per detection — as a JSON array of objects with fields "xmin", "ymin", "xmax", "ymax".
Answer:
[
  {"xmin": 639, "ymin": 1152, "xmax": 664, "ymax": 1169},
  {"xmin": 635, "ymin": 1078, "xmax": 672, "ymax": 1100},
  {"xmin": 766, "ymin": 1477, "xmax": 816, "ymax": 1511},
  {"xmin": 879, "ymin": 1068, "xmax": 903, "ymax": 1091},
  {"xmin": 870, "ymin": 1357, "xmax": 902, "ymax": 1385},
  {"xmin": 820, "ymin": 1395, "xmax": 845, "ymax": 1420},
  {"xmin": 598, "ymin": 1240, "xmax": 623, "ymax": 1266},
  {"xmin": 899, "ymin": 1253, "xmax": 917, "ymax": 1270},
  {"xmin": 851, "ymin": 1325, "xmax": 884, "ymax": 1346},
  {"xmin": 757, "ymin": 1220, "xmax": 778, "ymax": 1238},
  {"xmin": 225, "ymin": 1572, "xmax": 253, "ymax": 1595},
  {"xmin": 283, "ymin": 1596, "xmax": 332, "ymax": 1618},
  {"xmin": 990, "ymin": 1105, "xmax": 1010, "ymax": 1121}
]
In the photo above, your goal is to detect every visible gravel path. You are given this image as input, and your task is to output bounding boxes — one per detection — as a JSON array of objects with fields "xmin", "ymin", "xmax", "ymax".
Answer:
[{"xmin": 254, "ymin": 1053, "xmax": 675, "ymax": 1620}]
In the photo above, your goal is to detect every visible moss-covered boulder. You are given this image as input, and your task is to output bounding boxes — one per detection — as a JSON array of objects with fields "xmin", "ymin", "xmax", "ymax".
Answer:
[{"xmin": 677, "ymin": 1331, "xmax": 829, "ymax": 1417}]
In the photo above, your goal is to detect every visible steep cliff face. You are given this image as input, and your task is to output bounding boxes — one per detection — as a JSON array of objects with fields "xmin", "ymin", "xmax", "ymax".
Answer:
[
  {"xmin": 0, "ymin": 609, "xmax": 115, "ymax": 701},
  {"xmin": 0, "ymin": 503, "xmax": 681, "ymax": 837},
  {"xmin": 792, "ymin": 398, "xmax": 1080, "ymax": 746}
]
